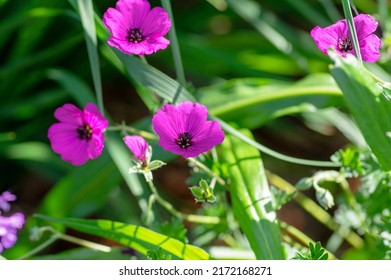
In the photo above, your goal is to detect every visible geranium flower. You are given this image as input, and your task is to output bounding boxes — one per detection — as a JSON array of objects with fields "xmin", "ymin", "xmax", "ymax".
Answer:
[
  {"xmin": 0, "ymin": 212, "xmax": 25, "ymax": 253},
  {"xmin": 0, "ymin": 191, "xmax": 16, "ymax": 213},
  {"xmin": 152, "ymin": 101, "xmax": 225, "ymax": 158},
  {"xmin": 102, "ymin": 0, "xmax": 171, "ymax": 56},
  {"xmin": 123, "ymin": 135, "xmax": 149, "ymax": 163},
  {"xmin": 48, "ymin": 103, "xmax": 108, "ymax": 166},
  {"xmin": 310, "ymin": 14, "xmax": 381, "ymax": 63}
]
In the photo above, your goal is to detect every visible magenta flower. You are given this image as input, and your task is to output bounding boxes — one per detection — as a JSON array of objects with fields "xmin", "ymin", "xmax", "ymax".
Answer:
[
  {"xmin": 152, "ymin": 102, "xmax": 225, "ymax": 158},
  {"xmin": 123, "ymin": 135, "xmax": 149, "ymax": 163},
  {"xmin": 48, "ymin": 103, "xmax": 108, "ymax": 166},
  {"xmin": 310, "ymin": 14, "xmax": 381, "ymax": 63},
  {"xmin": 0, "ymin": 191, "xmax": 16, "ymax": 213},
  {"xmin": 0, "ymin": 212, "xmax": 25, "ymax": 253},
  {"xmin": 102, "ymin": 0, "xmax": 171, "ymax": 56}
]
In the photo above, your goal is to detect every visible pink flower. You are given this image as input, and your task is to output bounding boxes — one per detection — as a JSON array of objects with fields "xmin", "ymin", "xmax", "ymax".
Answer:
[
  {"xmin": 0, "ymin": 191, "xmax": 16, "ymax": 213},
  {"xmin": 0, "ymin": 212, "xmax": 25, "ymax": 253},
  {"xmin": 102, "ymin": 0, "xmax": 171, "ymax": 56},
  {"xmin": 152, "ymin": 102, "xmax": 225, "ymax": 158},
  {"xmin": 48, "ymin": 103, "xmax": 108, "ymax": 166},
  {"xmin": 310, "ymin": 14, "xmax": 381, "ymax": 63},
  {"xmin": 123, "ymin": 135, "xmax": 149, "ymax": 163}
]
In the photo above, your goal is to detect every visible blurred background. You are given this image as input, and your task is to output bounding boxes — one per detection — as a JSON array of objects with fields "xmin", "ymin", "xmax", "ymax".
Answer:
[{"xmin": 1, "ymin": 0, "xmax": 390, "ymax": 259}]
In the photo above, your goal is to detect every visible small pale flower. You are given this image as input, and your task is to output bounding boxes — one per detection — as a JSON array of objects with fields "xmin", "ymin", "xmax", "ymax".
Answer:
[
  {"xmin": 102, "ymin": 0, "xmax": 171, "ymax": 56},
  {"xmin": 123, "ymin": 135, "xmax": 165, "ymax": 182},
  {"xmin": 123, "ymin": 135, "xmax": 149, "ymax": 163},
  {"xmin": 152, "ymin": 101, "xmax": 225, "ymax": 158},
  {"xmin": 48, "ymin": 103, "xmax": 108, "ymax": 166},
  {"xmin": 0, "ymin": 191, "xmax": 16, "ymax": 213},
  {"xmin": 0, "ymin": 212, "xmax": 25, "ymax": 253},
  {"xmin": 310, "ymin": 14, "xmax": 381, "ymax": 63}
]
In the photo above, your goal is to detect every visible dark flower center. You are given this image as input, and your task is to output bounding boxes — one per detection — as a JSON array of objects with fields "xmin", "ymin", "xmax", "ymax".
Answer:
[
  {"xmin": 77, "ymin": 125, "xmax": 92, "ymax": 140},
  {"xmin": 176, "ymin": 132, "xmax": 192, "ymax": 149},
  {"xmin": 126, "ymin": 28, "xmax": 144, "ymax": 43},
  {"xmin": 338, "ymin": 37, "xmax": 353, "ymax": 53}
]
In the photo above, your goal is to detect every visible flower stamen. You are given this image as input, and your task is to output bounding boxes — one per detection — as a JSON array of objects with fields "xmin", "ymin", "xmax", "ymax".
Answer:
[
  {"xmin": 176, "ymin": 132, "xmax": 192, "ymax": 149},
  {"xmin": 77, "ymin": 125, "xmax": 93, "ymax": 140},
  {"xmin": 126, "ymin": 28, "xmax": 144, "ymax": 43},
  {"xmin": 338, "ymin": 37, "xmax": 353, "ymax": 53}
]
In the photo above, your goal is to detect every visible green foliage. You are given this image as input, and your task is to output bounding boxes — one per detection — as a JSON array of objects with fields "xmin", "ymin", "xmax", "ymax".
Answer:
[
  {"xmin": 330, "ymin": 51, "xmax": 391, "ymax": 171},
  {"xmin": 35, "ymin": 215, "xmax": 210, "ymax": 260},
  {"xmin": 218, "ymin": 129, "xmax": 285, "ymax": 260},
  {"xmin": 147, "ymin": 248, "xmax": 172, "ymax": 260},
  {"xmin": 2, "ymin": 0, "xmax": 391, "ymax": 262},
  {"xmin": 293, "ymin": 242, "xmax": 329, "ymax": 260}
]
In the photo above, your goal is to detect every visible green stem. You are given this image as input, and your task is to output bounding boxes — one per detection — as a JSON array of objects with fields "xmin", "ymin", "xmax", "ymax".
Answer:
[
  {"xmin": 58, "ymin": 233, "xmax": 111, "ymax": 252},
  {"xmin": 217, "ymin": 117, "xmax": 340, "ymax": 168},
  {"xmin": 341, "ymin": 0, "xmax": 362, "ymax": 63},
  {"xmin": 187, "ymin": 157, "xmax": 226, "ymax": 186},
  {"xmin": 17, "ymin": 235, "xmax": 59, "ymax": 260},
  {"xmin": 107, "ymin": 123, "xmax": 158, "ymax": 140},
  {"xmin": 17, "ymin": 227, "xmax": 111, "ymax": 260},
  {"xmin": 267, "ymin": 171, "xmax": 364, "ymax": 248},
  {"xmin": 147, "ymin": 180, "xmax": 220, "ymax": 224},
  {"xmin": 160, "ymin": 0, "xmax": 187, "ymax": 87}
]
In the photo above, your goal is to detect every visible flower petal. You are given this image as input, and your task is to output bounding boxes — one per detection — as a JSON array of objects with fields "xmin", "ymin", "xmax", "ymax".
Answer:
[
  {"xmin": 311, "ymin": 21, "xmax": 347, "ymax": 55},
  {"xmin": 360, "ymin": 34, "xmax": 382, "ymax": 63},
  {"xmin": 84, "ymin": 103, "xmax": 108, "ymax": 131},
  {"xmin": 116, "ymin": 0, "xmax": 150, "ymax": 28},
  {"xmin": 191, "ymin": 120, "xmax": 225, "ymax": 154},
  {"xmin": 53, "ymin": 104, "xmax": 84, "ymax": 126},
  {"xmin": 48, "ymin": 123, "xmax": 90, "ymax": 166},
  {"xmin": 354, "ymin": 14, "xmax": 379, "ymax": 37},
  {"xmin": 152, "ymin": 103, "xmax": 185, "ymax": 140},
  {"xmin": 87, "ymin": 132, "xmax": 105, "ymax": 160},
  {"xmin": 102, "ymin": 7, "xmax": 128, "ymax": 39},
  {"xmin": 123, "ymin": 135, "xmax": 148, "ymax": 162},
  {"xmin": 141, "ymin": 7, "xmax": 171, "ymax": 38}
]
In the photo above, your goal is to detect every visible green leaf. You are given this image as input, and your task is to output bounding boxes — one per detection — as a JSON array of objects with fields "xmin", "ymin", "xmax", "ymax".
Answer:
[
  {"xmin": 114, "ymin": 50, "xmax": 195, "ymax": 105},
  {"xmin": 33, "ymin": 247, "xmax": 131, "ymax": 260},
  {"xmin": 293, "ymin": 241, "xmax": 329, "ymax": 260},
  {"xmin": 199, "ymin": 74, "xmax": 343, "ymax": 129},
  {"xmin": 217, "ymin": 129, "xmax": 285, "ymax": 259},
  {"xmin": 38, "ymin": 150, "xmax": 122, "ymax": 218},
  {"xmin": 35, "ymin": 215, "xmax": 211, "ymax": 260},
  {"xmin": 76, "ymin": 0, "xmax": 104, "ymax": 115},
  {"xmin": 330, "ymin": 52, "xmax": 391, "ymax": 170},
  {"xmin": 147, "ymin": 248, "xmax": 172, "ymax": 260}
]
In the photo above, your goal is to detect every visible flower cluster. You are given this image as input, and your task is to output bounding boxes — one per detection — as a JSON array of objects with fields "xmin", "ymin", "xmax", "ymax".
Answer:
[
  {"xmin": 103, "ymin": 0, "xmax": 171, "ymax": 56},
  {"xmin": 48, "ymin": 101, "xmax": 224, "ymax": 167},
  {"xmin": 0, "ymin": 191, "xmax": 25, "ymax": 253},
  {"xmin": 310, "ymin": 14, "xmax": 381, "ymax": 63}
]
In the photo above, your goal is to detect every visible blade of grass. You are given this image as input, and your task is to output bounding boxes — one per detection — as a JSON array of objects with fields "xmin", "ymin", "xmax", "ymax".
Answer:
[
  {"xmin": 341, "ymin": 0, "xmax": 362, "ymax": 63},
  {"xmin": 284, "ymin": 0, "xmax": 330, "ymax": 26},
  {"xmin": 160, "ymin": 0, "xmax": 186, "ymax": 87},
  {"xmin": 77, "ymin": 0, "xmax": 104, "ymax": 114}
]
